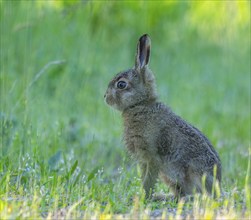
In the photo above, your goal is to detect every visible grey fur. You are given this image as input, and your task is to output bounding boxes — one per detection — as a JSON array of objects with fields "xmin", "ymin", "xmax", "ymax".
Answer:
[{"xmin": 104, "ymin": 34, "xmax": 221, "ymax": 200}]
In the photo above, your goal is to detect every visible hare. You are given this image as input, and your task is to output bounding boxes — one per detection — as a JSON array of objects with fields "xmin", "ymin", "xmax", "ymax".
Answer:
[{"xmin": 104, "ymin": 34, "xmax": 221, "ymax": 200}]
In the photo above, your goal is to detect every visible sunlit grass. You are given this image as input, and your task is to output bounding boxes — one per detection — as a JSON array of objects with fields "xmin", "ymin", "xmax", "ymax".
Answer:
[{"xmin": 0, "ymin": 0, "xmax": 250, "ymax": 219}]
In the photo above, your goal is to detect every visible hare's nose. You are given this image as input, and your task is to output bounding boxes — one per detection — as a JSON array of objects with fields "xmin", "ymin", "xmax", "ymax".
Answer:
[{"xmin": 104, "ymin": 93, "xmax": 106, "ymax": 98}]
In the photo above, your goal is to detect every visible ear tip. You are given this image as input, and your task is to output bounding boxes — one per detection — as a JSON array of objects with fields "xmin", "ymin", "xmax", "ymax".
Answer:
[
  {"xmin": 139, "ymin": 34, "xmax": 151, "ymax": 46},
  {"xmin": 139, "ymin": 33, "xmax": 150, "ymax": 40}
]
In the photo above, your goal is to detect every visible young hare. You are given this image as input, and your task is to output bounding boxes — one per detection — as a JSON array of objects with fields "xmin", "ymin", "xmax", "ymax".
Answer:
[{"xmin": 104, "ymin": 34, "xmax": 221, "ymax": 200}]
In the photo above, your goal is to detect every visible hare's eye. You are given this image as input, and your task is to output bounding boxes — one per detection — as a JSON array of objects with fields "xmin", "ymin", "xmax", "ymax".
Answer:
[{"xmin": 117, "ymin": 81, "xmax": 127, "ymax": 89}]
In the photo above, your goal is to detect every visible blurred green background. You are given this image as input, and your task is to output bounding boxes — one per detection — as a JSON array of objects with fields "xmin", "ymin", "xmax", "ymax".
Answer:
[{"xmin": 0, "ymin": 0, "xmax": 250, "ymax": 195}]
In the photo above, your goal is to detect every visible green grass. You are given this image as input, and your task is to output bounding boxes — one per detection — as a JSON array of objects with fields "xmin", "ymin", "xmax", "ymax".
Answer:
[{"xmin": 0, "ymin": 1, "xmax": 250, "ymax": 219}]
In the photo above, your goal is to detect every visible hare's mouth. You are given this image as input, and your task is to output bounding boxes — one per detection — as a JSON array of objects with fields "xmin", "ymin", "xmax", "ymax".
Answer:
[
  {"xmin": 105, "ymin": 95, "xmax": 122, "ymax": 111},
  {"xmin": 104, "ymin": 94, "xmax": 114, "ymax": 106}
]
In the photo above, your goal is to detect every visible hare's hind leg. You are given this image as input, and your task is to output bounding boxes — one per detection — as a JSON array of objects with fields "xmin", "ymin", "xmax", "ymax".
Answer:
[
  {"xmin": 205, "ymin": 174, "xmax": 221, "ymax": 197},
  {"xmin": 190, "ymin": 171, "xmax": 220, "ymax": 196},
  {"xmin": 160, "ymin": 172, "xmax": 187, "ymax": 198}
]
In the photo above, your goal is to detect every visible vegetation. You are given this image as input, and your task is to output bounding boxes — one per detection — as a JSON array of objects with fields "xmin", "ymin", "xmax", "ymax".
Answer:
[{"xmin": 0, "ymin": 0, "xmax": 250, "ymax": 219}]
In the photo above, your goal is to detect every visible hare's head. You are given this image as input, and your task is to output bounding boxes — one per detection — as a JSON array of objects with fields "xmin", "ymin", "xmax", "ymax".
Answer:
[{"xmin": 104, "ymin": 34, "xmax": 157, "ymax": 112}]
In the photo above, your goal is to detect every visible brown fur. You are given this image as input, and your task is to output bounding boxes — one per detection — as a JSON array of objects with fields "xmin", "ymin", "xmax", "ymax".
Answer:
[{"xmin": 104, "ymin": 34, "xmax": 221, "ymax": 200}]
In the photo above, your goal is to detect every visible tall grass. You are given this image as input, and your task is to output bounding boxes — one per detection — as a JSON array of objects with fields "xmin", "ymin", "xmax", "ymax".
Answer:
[{"xmin": 0, "ymin": 0, "xmax": 250, "ymax": 219}]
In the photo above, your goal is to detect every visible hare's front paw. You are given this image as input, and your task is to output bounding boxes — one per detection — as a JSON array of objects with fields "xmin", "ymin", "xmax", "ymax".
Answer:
[
  {"xmin": 152, "ymin": 193, "xmax": 167, "ymax": 202},
  {"xmin": 152, "ymin": 193, "xmax": 179, "ymax": 203}
]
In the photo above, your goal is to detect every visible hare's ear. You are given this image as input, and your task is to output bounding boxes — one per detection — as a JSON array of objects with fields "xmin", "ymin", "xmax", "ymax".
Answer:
[{"xmin": 135, "ymin": 34, "xmax": 151, "ymax": 70}]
